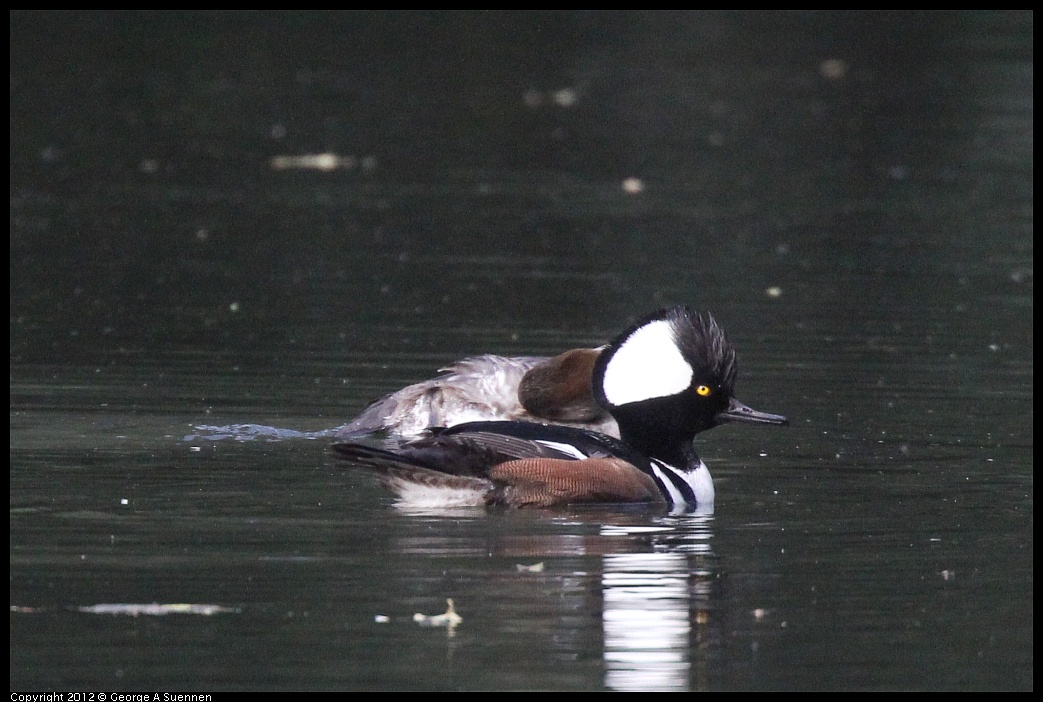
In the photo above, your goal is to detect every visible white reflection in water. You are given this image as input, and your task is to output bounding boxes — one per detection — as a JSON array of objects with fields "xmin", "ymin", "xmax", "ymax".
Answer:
[
  {"xmin": 602, "ymin": 551, "xmax": 693, "ymax": 692},
  {"xmin": 387, "ymin": 508, "xmax": 714, "ymax": 691}
]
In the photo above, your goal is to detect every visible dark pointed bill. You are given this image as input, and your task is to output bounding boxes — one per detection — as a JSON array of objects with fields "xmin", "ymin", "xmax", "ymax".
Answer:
[{"xmin": 716, "ymin": 397, "xmax": 789, "ymax": 426}]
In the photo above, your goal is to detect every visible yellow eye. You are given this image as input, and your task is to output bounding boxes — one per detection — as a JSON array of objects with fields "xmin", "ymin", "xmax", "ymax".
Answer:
[{"xmin": 696, "ymin": 385, "xmax": 712, "ymax": 397}]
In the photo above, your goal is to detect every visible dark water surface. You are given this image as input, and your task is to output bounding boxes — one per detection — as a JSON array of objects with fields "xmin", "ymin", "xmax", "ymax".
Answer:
[{"xmin": 11, "ymin": 11, "xmax": 1032, "ymax": 691}]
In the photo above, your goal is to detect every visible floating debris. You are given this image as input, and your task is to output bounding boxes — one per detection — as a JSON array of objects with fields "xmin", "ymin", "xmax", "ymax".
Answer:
[
  {"xmin": 552, "ymin": 88, "xmax": 578, "ymax": 107},
  {"xmin": 522, "ymin": 88, "xmax": 579, "ymax": 108},
  {"xmin": 413, "ymin": 598, "xmax": 462, "ymax": 633},
  {"xmin": 515, "ymin": 562, "xmax": 545, "ymax": 573},
  {"xmin": 819, "ymin": 58, "xmax": 849, "ymax": 80},
  {"xmin": 270, "ymin": 153, "xmax": 357, "ymax": 171},
  {"xmin": 621, "ymin": 177, "xmax": 644, "ymax": 194},
  {"xmin": 77, "ymin": 603, "xmax": 239, "ymax": 616}
]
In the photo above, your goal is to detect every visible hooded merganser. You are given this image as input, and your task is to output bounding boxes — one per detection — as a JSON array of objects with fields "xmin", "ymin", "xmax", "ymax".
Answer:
[
  {"xmin": 337, "ymin": 348, "xmax": 619, "ymax": 438},
  {"xmin": 331, "ymin": 306, "xmax": 788, "ymax": 511}
]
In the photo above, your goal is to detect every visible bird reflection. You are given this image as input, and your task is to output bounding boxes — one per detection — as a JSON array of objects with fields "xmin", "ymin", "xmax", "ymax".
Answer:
[{"xmin": 390, "ymin": 507, "xmax": 717, "ymax": 692}]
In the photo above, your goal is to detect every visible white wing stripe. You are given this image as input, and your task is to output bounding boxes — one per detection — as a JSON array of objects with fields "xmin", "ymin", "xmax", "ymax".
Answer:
[{"xmin": 533, "ymin": 440, "xmax": 589, "ymax": 460}]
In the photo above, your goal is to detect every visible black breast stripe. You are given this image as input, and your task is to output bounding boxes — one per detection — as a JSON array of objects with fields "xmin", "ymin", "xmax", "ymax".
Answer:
[{"xmin": 649, "ymin": 459, "xmax": 698, "ymax": 506}]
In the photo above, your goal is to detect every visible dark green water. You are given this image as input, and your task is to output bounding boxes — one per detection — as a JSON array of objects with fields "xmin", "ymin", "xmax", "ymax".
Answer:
[{"xmin": 11, "ymin": 11, "xmax": 1032, "ymax": 691}]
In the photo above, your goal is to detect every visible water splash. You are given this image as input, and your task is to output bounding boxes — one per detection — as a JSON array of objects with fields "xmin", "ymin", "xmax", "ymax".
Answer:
[{"xmin": 182, "ymin": 423, "xmax": 346, "ymax": 443}]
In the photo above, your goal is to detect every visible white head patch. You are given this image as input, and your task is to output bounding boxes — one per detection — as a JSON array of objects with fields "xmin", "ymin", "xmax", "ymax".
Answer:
[{"xmin": 601, "ymin": 318, "xmax": 693, "ymax": 406}]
